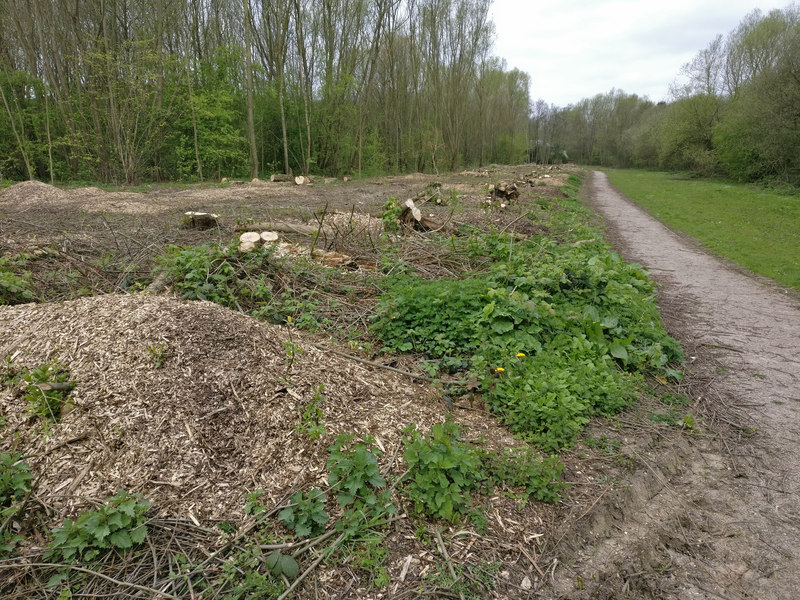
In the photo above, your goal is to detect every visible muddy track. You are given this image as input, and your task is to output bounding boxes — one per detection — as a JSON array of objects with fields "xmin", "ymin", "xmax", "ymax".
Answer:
[{"xmin": 547, "ymin": 171, "xmax": 800, "ymax": 599}]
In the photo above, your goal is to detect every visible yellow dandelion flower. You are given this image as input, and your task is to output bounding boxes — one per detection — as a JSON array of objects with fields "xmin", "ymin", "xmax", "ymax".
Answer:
[
  {"xmin": 495, "ymin": 367, "xmax": 505, "ymax": 373},
  {"xmin": 516, "ymin": 352, "xmax": 526, "ymax": 358}
]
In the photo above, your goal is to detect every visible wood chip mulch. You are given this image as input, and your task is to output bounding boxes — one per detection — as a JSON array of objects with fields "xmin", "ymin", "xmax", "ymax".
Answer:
[{"xmin": 0, "ymin": 294, "xmax": 445, "ymax": 525}]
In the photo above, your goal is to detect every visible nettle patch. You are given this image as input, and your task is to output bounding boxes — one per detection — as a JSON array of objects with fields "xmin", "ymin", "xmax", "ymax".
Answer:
[{"xmin": 373, "ymin": 177, "xmax": 683, "ymax": 451}]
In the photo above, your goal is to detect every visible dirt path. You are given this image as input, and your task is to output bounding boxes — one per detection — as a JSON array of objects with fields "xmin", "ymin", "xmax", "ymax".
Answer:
[{"xmin": 548, "ymin": 171, "xmax": 800, "ymax": 599}]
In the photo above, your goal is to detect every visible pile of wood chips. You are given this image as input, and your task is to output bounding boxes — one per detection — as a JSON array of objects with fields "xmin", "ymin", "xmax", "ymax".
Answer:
[{"xmin": 0, "ymin": 294, "xmax": 444, "ymax": 525}]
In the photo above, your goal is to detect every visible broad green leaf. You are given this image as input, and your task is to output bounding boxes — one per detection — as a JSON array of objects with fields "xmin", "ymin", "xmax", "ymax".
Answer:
[
  {"xmin": 280, "ymin": 554, "xmax": 299, "ymax": 579},
  {"xmin": 129, "ymin": 525, "xmax": 147, "ymax": 544},
  {"xmin": 108, "ymin": 530, "xmax": 132, "ymax": 549},
  {"xmin": 609, "ymin": 343, "xmax": 628, "ymax": 361}
]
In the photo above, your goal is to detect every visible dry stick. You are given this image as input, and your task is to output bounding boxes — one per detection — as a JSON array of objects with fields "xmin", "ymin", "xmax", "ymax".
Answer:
[
  {"xmin": 499, "ymin": 211, "xmax": 532, "ymax": 234},
  {"xmin": 8, "ymin": 563, "xmax": 180, "ymax": 599},
  {"xmin": 310, "ymin": 343, "xmax": 466, "ymax": 386},
  {"xmin": 434, "ymin": 528, "xmax": 465, "ymax": 600},
  {"xmin": 310, "ymin": 201, "xmax": 329, "ymax": 257},
  {"xmin": 517, "ymin": 542, "xmax": 546, "ymax": 579},
  {"xmin": 276, "ymin": 531, "xmax": 347, "ymax": 600}
]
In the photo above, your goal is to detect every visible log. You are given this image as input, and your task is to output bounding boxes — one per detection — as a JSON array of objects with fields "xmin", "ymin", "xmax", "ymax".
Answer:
[
  {"xmin": 294, "ymin": 175, "xmax": 312, "ymax": 185},
  {"xmin": 234, "ymin": 222, "xmax": 333, "ymax": 237},
  {"xmin": 269, "ymin": 173, "xmax": 292, "ymax": 182},
  {"xmin": 182, "ymin": 211, "xmax": 220, "ymax": 229}
]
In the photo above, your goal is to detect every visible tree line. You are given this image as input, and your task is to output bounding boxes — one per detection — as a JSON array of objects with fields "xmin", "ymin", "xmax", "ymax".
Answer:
[
  {"xmin": 533, "ymin": 4, "xmax": 800, "ymax": 186},
  {"xmin": 0, "ymin": 0, "xmax": 531, "ymax": 184}
]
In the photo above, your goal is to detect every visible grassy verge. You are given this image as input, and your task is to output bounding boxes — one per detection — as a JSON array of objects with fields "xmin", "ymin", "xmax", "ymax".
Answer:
[{"xmin": 604, "ymin": 169, "xmax": 800, "ymax": 291}]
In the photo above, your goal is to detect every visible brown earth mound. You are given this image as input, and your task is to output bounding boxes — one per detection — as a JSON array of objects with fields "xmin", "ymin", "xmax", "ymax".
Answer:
[{"xmin": 0, "ymin": 294, "xmax": 443, "ymax": 525}]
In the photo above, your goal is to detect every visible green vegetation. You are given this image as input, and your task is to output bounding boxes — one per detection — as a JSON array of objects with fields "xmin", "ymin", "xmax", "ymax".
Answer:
[
  {"xmin": 3, "ymin": 360, "xmax": 73, "ymax": 426},
  {"xmin": 605, "ymin": 169, "xmax": 800, "ymax": 290},
  {"xmin": 0, "ymin": 453, "xmax": 32, "ymax": 555},
  {"xmin": 277, "ymin": 489, "xmax": 329, "ymax": 538},
  {"xmin": 154, "ymin": 241, "xmax": 344, "ymax": 331},
  {"xmin": 0, "ymin": 256, "xmax": 35, "ymax": 305},
  {"xmin": 402, "ymin": 421, "xmax": 486, "ymax": 522},
  {"xmin": 401, "ymin": 420, "xmax": 565, "ymax": 522},
  {"xmin": 45, "ymin": 490, "xmax": 150, "ymax": 562},
  {"xmin": 373, "ymin": 177, "xmax": 682, "ymax": 450},
  {"xmin": 0, "ymin": 1, "xmax": 529, "ymax": 183}
]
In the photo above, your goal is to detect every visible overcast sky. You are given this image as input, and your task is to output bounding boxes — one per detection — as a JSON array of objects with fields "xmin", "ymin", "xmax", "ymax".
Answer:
[{"xmin": 489, "ymin": 0, "xmax": 792, "ymax": 107}]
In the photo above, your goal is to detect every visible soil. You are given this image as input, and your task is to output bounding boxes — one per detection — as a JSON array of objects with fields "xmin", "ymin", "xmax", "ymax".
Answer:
[
  {"xmin": 1, "ymin": 167, "xmax": 798, "ymax": 598},
  {"xmin": 547, "ymin": 171, "xmax": 800, "ymax": 599}
]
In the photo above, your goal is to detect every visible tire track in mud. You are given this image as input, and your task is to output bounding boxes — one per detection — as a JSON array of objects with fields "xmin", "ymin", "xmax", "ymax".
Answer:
[{"xmin": 548, "ymin": 171, "xmax": 800, "ymax": 599}]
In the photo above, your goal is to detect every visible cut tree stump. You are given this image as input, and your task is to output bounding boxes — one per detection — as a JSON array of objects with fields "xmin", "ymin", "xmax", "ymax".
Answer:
[
  {"xmin": 182, "ymin": 211, "xmax": 220, "ymax": 229},
  {"xmin": 235, "ymin": 222, "xmax": 332, "ymax": 237},
  {"xmin": 399, "ymin": 199, "xmax": 446, "ymax": 232}
]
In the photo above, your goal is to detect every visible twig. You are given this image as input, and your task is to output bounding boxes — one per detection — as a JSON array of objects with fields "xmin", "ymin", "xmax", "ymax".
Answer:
[
  {"xmin": 5, "ymin": 563, "xmax": 180, "ymax": 599},
  {"xmin": 434, "ymin": 528, "xmax": 465, "ymax": 600},
  {"xmin": 499, "ymin": 212, "xmax": 531, "ymax": 234},
  {"xmin": 277, "ymin": 531, "xmax": 347, "ymax": 600}
]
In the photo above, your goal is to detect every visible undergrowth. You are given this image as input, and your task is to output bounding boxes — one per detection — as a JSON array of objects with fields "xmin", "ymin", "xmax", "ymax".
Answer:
[{"xmin": 373, "ymin": 175, "xmax": 683, "ymax": 450}]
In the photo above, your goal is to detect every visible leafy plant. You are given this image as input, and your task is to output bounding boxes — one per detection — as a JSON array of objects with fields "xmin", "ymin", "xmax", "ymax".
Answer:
[
  {"xmin": 265, "ymin": 550, "xmax": 300, "ymax": 579},
  {"xmin": 380, "ymin": 197, "xmax": 403, "ymax": 232},
  {"xmin": 296, "ymin": 384, "xmax": 326, "ymax": 440},
  {"xmin": 278, "ymin": 489, "xmax": 329, "ymax": 538},
  {"xmin": 373, "ymin": 177, "xmax": 684, "ymax": 451},
  {"xmin": 148, "ymin": 344, "xmax": 169, "ymax": 368},
  {"xmin": 479, "ymin": 446, "xmax": 566, "ymax": 503},
  {"xmin": 402, "ymin": 420, "xmax": 485, "ymax": 521},
  {"xmin": 0, "ymin": 266, "xmax": 35, "ymax": 305},
  {"xmin": 327, "ymin": 435, "xmax": 396, "ymax": 531},
  {"xmin": 20, "ymin": 361, "xmax": 72, "ymax": 425},
  {"xmin": 45, "ymin": 490, "xmax": 151, "ymax": 562},
  {"xmin": 0, "ymin": 453, "xmax": 33, "ymax": 556}
]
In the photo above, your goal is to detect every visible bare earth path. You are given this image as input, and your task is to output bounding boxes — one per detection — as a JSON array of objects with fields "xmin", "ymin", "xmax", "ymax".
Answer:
[{"xmin": 550, "ymin": 171, "xmax": 800, "ymax": 598}]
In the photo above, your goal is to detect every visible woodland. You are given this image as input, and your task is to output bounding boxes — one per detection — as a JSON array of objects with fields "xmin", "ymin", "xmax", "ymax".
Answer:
[
  {"xmin": 0, "ymin": 0, "xmax": 530, "ymax": 184},
  {"xmin": 1, "ymin": 2, "xmax": 799, "ymax": 185}
]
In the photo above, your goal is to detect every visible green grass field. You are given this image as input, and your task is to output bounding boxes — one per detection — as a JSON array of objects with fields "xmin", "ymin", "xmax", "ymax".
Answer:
[{"xmin": 604, "ymin": 169, "xmax": 800, "ymax": 291}]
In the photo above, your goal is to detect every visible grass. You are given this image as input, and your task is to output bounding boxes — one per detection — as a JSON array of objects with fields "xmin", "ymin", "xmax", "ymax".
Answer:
[{"xmin": 604, "ymin": 169, "xmax": 800, "ymax": 291}]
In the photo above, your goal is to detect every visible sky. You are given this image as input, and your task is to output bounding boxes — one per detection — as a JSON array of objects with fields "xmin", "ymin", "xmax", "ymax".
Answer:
[{"xmin": 489, "ymin": 0, "xmax": 792, "ymax": 107}]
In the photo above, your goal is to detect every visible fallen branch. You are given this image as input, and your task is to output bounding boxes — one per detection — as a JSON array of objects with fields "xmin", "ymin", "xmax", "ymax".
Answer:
[{"xmin": 4, "ymin": 563, "xmax": 180, "ymax": 599}]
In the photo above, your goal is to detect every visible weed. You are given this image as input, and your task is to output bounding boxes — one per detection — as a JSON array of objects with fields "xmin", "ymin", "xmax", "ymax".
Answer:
[
  {"xmin": 327, "ymin": 434, "xmax": 396, "ymax": 533},
  {"xmin": 0, "ymin": 453, "xmax": 32, "ymax": 556},
  {"xmin": 372, "ymin": 176, "xmax": 683, "ymax": 451},
  {"xmin": 147, "ymin": 344, "xmax": 169, "ymax": 368},
  {"xmin": 402, "ymin": 420, "xmax": 484, "ymax": 521},
  {"xmin": 277, "ymin": 489, "xmax": 329, "ymax": 538},
  {"xmin": 0, "ymin": 267, "xmax": 35, "ymax": 305},
  {"xmin": 380, "ymin": 197, "xmax": 403, "ymax": 232},
  {"xmin": 479, "ymin": 446, "xmax": 567, "ymax": 504},
  {"xmin": 585, "ymin": 435, "xmax": 621, "ymax": 454},
  {"xmin": 45, "ymin": 490, "xmax": 150, "ymax": 562},
  {"xmin": 660, "ymin": 393, "xmax": 690, "ymax": 406},
  {"xmin": 19, "ymin": 362, "xmax": 72, "ymax": 426},
  {"xmin": 296, "ymin": 384, "xmax": 326, "ymax": 440}
]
